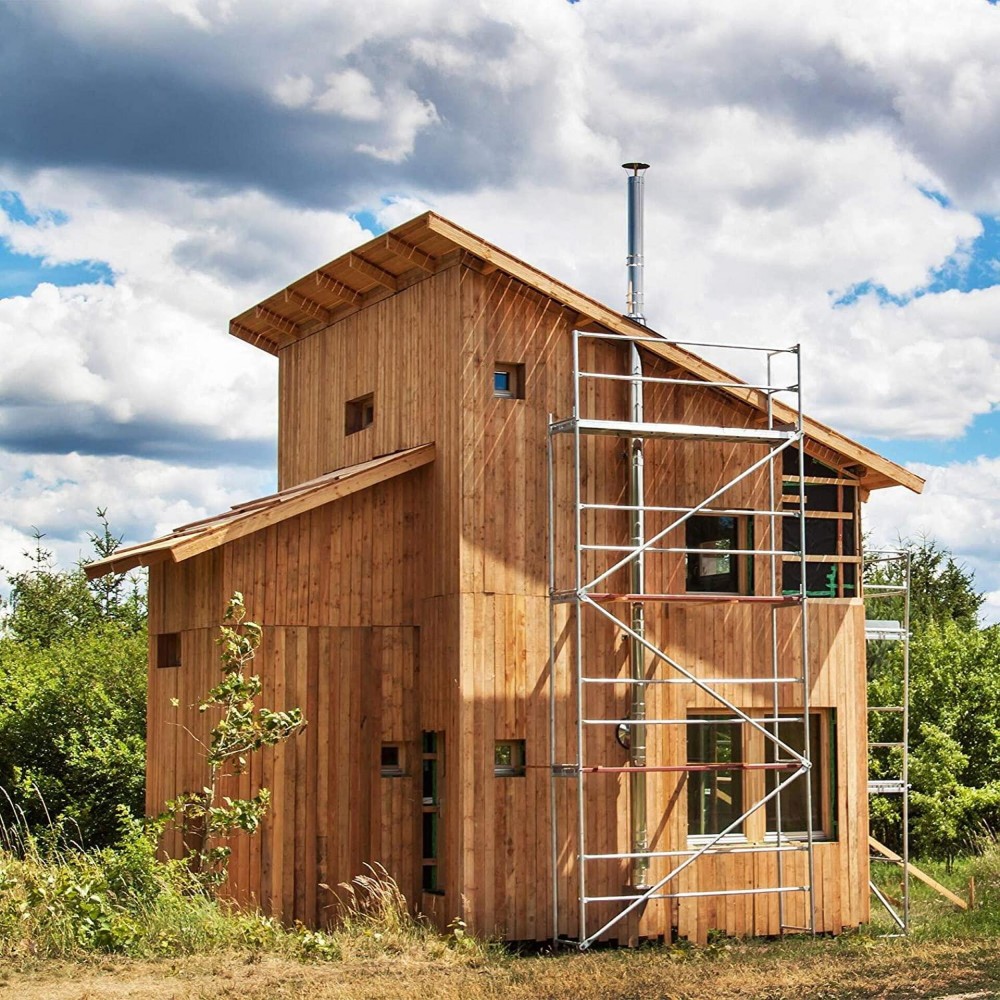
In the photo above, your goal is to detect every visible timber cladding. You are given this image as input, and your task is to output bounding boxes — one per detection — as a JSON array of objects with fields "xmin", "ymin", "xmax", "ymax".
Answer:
[{"xmin": 125, "ymin": 219, "xmax": 915, "ymax": 945}]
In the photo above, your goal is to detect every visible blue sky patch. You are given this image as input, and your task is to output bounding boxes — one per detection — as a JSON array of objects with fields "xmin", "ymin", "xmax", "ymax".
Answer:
[
  {"xmin": 0, "ymin": 241, "xmax": 114, "ymax": 298},
  {"xmin": 1, "ymin": 190, "xmax": 113, "ymax": 298},
  {"xmin": 832, "ymin": 208, "xmax": 1000, "ymax": 307},
  {"xmin": 861, "ymin": 408, "xmax": 1000, "ymax": 467},
  {"xmin": 350, "ymin": 208, "xmax": 385, "ymax": 236}
]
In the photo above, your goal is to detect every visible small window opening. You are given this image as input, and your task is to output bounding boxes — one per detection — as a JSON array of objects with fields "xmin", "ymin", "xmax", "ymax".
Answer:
[
  {"xmin": 421, "ymin": 731, "xmax": 443, "ymax": 893},
  {"xmin": 381, "ymin": 743, "xmax": 404, "ymax": 777},
  {"xmin": 493, "ymin": 363, "xmax": 524, "ymax": 399},
  {"xmin": 686, "ymin": 515, "xmax": 752, "ymax": 594},
  {"xmin": 156, "ymin": 632, "xmax": 181, "ymax": 668},
  {"xmin": 345, "ymin": 392, "xmax": 375, "ymax": 434},
  {"xmin": 494, "ymin": 739, "xmax": 526, "ymax": 777}
]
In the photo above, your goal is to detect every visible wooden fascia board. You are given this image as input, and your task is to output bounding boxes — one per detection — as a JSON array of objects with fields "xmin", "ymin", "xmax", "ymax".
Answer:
[
  {"xmin": 84, "ymin": 540, "xmax": 180, "ymax": 578},
  {"xmin": 167, "ymin": 443, "xmax": 435, "ymax": 562}
]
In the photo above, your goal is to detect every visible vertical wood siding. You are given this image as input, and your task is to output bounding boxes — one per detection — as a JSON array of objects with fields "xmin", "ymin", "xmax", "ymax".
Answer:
[{"xmin": 147, "ymin": 259, "xmax": 870, "ymax": 944}]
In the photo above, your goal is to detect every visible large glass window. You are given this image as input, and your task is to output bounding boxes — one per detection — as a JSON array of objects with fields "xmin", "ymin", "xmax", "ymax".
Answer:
[
  {"xmin": 686, "ymin": 711, "xmax": 836, "ymax": 841},
  {"xmin": 765, "ymin": 714, "xmax": 829, "ymax": 835},
  {"xmin": 687, "ymin": 718, "xmax": 744, "ymax": 836}
]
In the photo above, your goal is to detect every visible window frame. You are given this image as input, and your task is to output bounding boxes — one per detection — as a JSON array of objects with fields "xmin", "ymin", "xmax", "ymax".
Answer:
[
  {"xmin": 494, "ymin": 738, "xmax": 526, "ymax": 777},
  {"xmin": 156, "ymin": 632, "xmax": 181, "ymax": 668},
  {"xmin": 686, "ymin": 709, "xmax": 837, "ymax": 845},
  {"xmin": 345, "ymin": 392, "xmax": 375, "ymax": 435},
  {"xmin": 492, "ymin": 362, "xmax": 525, "ymax": 400},
  {"xmin": 685, "ymin": 514, "xmax": 754, "ymax": 596},
  {"xmin": 421, "ymin": 731, "xmax": 444, "ymax": 894},
  {"xmin": 781, "ymin": 451, "xmax": 861, "ymax": 599},
  {"xmin": 380, "ymin": 742, "xmax": 405, "ymax": 778}
]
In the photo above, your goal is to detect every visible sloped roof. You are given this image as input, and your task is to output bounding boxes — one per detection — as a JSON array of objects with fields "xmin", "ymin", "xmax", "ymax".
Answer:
[
  {"xmin": 84, "ymin": 444, "xmax": 435, "ymax": 579},
  {"xmin": 229, "ymin": 213, "xmax": 922, "ymax": 495}
]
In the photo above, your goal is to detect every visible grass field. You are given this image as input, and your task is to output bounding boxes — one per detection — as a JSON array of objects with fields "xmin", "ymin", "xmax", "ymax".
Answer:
[
  {"xmin": 2, "ymin": 858, "xmax": 999, "ymax": 1000},
  {"xmin": 2, "ymin": 933, "xmax": 999, "ymax": 1000}
]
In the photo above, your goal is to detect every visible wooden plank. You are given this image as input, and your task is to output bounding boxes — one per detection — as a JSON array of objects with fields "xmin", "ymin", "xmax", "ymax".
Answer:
[
  {"xmin": 313, "ymin": 270, "xmax": 361, "ymax": 306},
  {"xmin": 422, "ymin": 213, "xmax": 922, "ymax": 496},
  {"xmin": 868, "ymin": 836, "xmax": 967, "ymax": 910}
]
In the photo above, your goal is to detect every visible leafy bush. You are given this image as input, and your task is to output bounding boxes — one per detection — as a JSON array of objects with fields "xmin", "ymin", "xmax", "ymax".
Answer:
[
  {"xmin": 0, "ymin": 816, "xmax": 484, "ymax": 966},
  {"xmin": 867, "ymin": 540, "xmax": 1000, "ymax": 861},
  {"xmin": 0, "ymin": 622, "xmax": 147, "ymax": 846},
  {"xmin": 0, "ymin": 518, "xmax": 147, "ymax": 847}
]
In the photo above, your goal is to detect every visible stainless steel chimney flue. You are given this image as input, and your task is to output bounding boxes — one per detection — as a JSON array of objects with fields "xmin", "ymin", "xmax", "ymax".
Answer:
[
  {"xmin": 622, "ymin": 161, "xmax": 650, "ymax": 890},
  {"xmin": 623, "ymin": 162, "xmax": 650, "ymax": 324}
]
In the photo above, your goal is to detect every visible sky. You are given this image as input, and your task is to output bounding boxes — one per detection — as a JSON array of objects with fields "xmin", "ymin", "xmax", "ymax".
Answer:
[{"xmin": 0, "ymin": 0, "xmax": 998, "ymax": 622}]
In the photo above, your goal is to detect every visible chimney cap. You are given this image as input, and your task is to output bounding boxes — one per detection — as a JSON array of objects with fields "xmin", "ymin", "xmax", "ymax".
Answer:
[{"xmin": 622, "ymin": 162, "xmax": 650, "ymax": 172}]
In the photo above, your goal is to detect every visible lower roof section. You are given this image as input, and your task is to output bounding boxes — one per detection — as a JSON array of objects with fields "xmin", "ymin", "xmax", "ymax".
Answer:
[{"xmin": 84, "ymin": 443, "xmax": 436, "ymax": 579}]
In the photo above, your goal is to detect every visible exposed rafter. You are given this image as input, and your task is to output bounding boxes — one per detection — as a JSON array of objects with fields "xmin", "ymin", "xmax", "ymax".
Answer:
[
  {"xmin": 230, "ymin": 320, "xmax": 280, "ymax": 356},
  {"xmin": 314, "ymin": 270, "xmax": 361, "ymax": 306},
  {"xmin": 284, "ymin": 288, "xmax": 331, "ymax": 323},
  {"xmin": 383, "ymin": 234, "xmax": 436, "ymax": 272},
  {"xmin": 348, "ymin": 253, "xmax": 398, "ymax": 290},
  {"xmin": 254, "ymin": 305, "xmax": 299, "ymax": 340}
]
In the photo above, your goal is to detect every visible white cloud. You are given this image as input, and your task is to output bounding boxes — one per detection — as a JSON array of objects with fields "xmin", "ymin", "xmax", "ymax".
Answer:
[
  {"xmin": 0, "ymin": 449, "xmax": 276, "ymax": 599},
  {"xmin": 313, "ymin": 69, "xmax": 383, "ymax": 121},
  {"xmin": 0, "ymin": 0, "xmax": 998, "ymax": 612},
  {"xmin": 866, "ymin": 456, "xmax": 1000, "ymax": 624},
  {"xmin": 0, "ymin": 171, "xmax": 375, "ymax": 461},
  {"xmin": 271, "ymin": 73, "xmax": 314, "ymax": 110}
]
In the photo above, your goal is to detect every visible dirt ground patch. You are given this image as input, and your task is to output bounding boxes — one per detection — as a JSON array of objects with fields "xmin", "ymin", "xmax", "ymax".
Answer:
[{"xmin": 2, "ymin": 936, "xmax": 999, "ymax": 1000}]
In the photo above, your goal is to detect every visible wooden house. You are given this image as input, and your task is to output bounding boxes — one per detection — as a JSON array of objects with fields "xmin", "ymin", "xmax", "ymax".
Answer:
[{"xmin": 87, "ymin": 212, "xmax": 923, "ymax": 946}]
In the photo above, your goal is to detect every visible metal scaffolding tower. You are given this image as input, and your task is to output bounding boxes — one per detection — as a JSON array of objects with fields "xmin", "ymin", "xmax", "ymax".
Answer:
[
  {"xmin": 865, "ymin": 548, "xmax": 912, "ymax": 934},
  {"xmin": 548, "ymin": 328, "xmax": 816, "ymax": 948}
]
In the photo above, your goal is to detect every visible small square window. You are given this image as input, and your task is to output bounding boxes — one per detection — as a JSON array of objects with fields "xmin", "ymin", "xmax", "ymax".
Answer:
[
  {"xmin": 493, "ymin": 363, "xmax": 524, "ymax": 399},
  {"xmin": 494, "ymin": 739, "xmax": 526, "ymax": 777},
  {"xmin": 345, "ymin": 392, "xmax": 375, "ymax": 435},
  {"xmin": 686, "ymin": 515, "xmax": 752, "ymax": 594},
  {"xmin": 381, "ymin": 743, "xmax": 404, "ymax": 777},
  {"xmin": 157, "ymin": 632, "xmax": 181, "ymax": 668}
]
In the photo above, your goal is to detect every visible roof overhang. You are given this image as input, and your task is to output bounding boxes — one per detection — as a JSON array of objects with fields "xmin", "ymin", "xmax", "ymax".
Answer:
[
  {"xmin": 229, "ymin": 212, "xmax": 923, "ymax": 496},
  {"xmin": 85, "ymin": 444, "xmax": 435, "ymax": 579}
]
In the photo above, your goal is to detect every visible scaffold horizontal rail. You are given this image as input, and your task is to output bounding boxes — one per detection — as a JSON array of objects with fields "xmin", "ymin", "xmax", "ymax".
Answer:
[
  {"xmin": 551, "ymin": 590, "xmax": 802, "ymax": 605},
  {"xmin": 868, "ymin": 780, "xmax": 907, "ymax": 795},
  {"xmin": 581, "ymin": 675, "xmax": 804, "ymax": 686},
  {"xmin": 584, "ymin": 843, "xmax": 809, "ymax": 861},
  {"xmin": 549, "ymin": 416, "xmax": 799, "ymax": 444},
  {"xmin": 583, "ymin": 715, "xmax": 805, "ymax": 726},
  {"xmin": 579, "ymin": 761, "xmax": 803, "ymax": 774},
  {"xmin": 583, "ymin": 885, "xmax": 807, "ymax": 904}
]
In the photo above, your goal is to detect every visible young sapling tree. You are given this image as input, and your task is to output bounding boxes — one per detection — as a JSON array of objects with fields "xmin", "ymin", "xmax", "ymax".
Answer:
[{"xmin": 161, "ymin": 591, "xmax": 304, "ymax": 890}]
